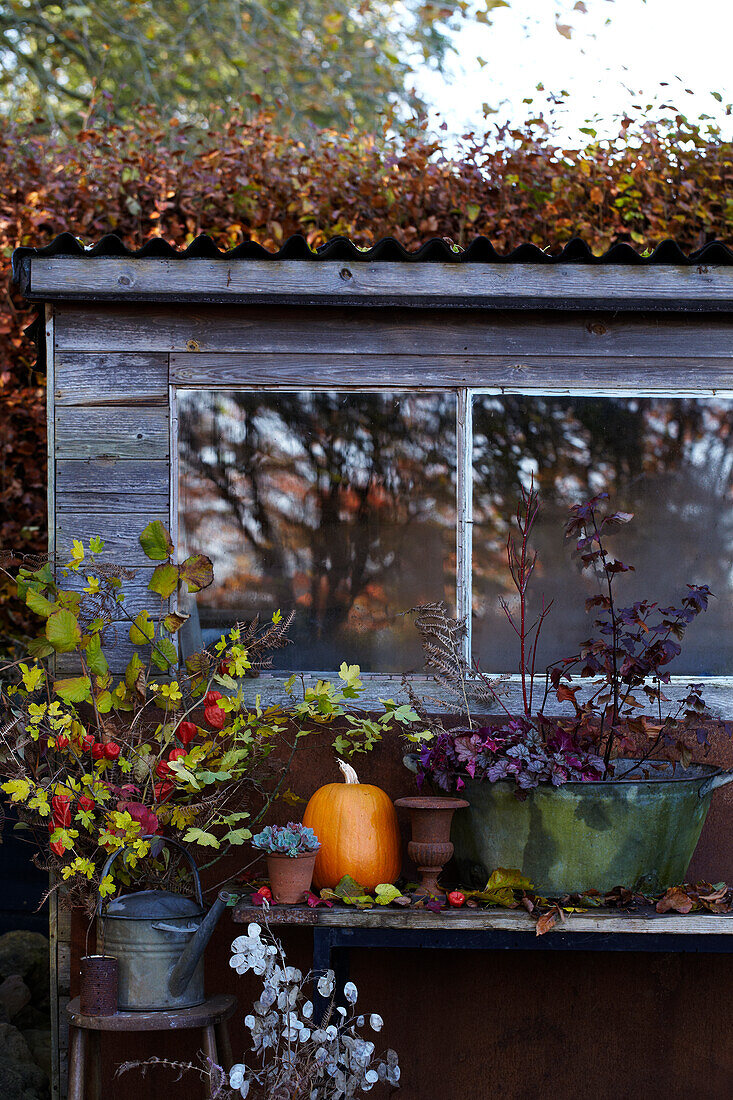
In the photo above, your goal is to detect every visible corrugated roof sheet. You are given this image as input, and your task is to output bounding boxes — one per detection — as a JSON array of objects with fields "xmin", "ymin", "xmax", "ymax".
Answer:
[{"xmin": 12, "ymin": 231, "xmax": 733, "ymax": 278}]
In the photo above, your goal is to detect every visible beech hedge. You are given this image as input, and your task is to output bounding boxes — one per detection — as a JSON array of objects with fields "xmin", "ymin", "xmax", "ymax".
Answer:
[{"xmin": 1, "ymin": 108, "xmax": 732, "ymax": 644}]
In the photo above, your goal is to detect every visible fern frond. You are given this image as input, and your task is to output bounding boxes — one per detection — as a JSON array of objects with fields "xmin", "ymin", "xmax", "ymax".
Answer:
[{"xmin": 407, "ymin": 602, "xmax": 508, "ymax": 722}]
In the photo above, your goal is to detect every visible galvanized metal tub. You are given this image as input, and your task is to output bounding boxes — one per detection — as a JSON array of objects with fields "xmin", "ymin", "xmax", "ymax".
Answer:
[{"xmin": 450, "ymin": 761, "xmax": 733, "ymax": 896}]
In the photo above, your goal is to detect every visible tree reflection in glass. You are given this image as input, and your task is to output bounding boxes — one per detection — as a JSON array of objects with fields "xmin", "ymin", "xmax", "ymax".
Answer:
[
  {"xmin": 179, "ymin": 390, "xmax": 457, "ymax": 671},
  {"xmin": 472, "ymin": 395, "xmax": 733, "ymax": 676}
]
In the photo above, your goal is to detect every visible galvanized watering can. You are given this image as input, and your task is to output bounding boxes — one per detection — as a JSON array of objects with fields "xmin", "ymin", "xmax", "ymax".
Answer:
[{"xmin": 97, "ymin": 836, "xmax": 228, "ymax": 1011}]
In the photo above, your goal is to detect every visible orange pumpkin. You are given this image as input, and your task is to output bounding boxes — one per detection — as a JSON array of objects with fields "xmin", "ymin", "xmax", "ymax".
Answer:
[{"xmin": 302, "ymin": 759, "xmax": 401, "ymax": 893}]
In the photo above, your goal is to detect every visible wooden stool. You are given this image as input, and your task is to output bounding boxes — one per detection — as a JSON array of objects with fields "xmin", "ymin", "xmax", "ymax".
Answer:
[{"xmin": 66, "ymin": 993, "xmax": 237, "ymax": 1100}]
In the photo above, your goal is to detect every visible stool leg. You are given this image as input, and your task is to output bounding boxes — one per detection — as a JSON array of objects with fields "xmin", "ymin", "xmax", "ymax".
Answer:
[
  {"xmin": 68, "ymin": 1027, "xmax": 86, "ymax": 1100},
  {"xmin": 202, "ymin": 1023, "xmax": 218, "ymax": 1066},
  {"xmin": 214, "ymin": 1020, "xmax": 233, "ymax": 1072},
  {"xmin": 89, "ymin": 1030, "xmax": 102, "ymax": 1100},
  {"xmin": 202, "ymin": 1025, "xmax": 218, "ymax": 1100}
]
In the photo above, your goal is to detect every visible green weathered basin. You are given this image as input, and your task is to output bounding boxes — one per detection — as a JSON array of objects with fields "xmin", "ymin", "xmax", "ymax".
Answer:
[{"xmin": 450, "ymin": 761, "xmax": 733, "ymax": 896}]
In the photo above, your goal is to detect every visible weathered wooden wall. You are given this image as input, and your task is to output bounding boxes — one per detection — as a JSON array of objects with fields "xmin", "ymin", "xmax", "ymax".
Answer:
[{"xmin": 47, "ymin": 297, "xmax": 733, "ymax": 1099}]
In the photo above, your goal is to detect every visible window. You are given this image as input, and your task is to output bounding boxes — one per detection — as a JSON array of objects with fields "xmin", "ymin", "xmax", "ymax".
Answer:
[
  {"xmin": 472, "ymin": 394, "xmax": 733, "ymax": 676},
  {"xmin": 178, "ymin": 391, "xmax": 456, "ymax": 672},
  {"xmin": 178, "ymin": 385, "xmax": 733, "ymax": 701}
]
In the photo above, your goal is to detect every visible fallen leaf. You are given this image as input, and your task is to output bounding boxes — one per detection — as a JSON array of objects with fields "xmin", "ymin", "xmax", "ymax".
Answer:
[
  {"xmin": 536, "ymin": 910, "xmax": 557, "ymax": 936},
  {"xmin": 698, "ymin": 887, "xmax": 728, "ymax": 902},
  {"xmin": 471, "ymin": 867, "xmax": 534, "ymax": 908},
  {"xmin": 306, "ymin": 891, "xmax": 333, "ymax": 909},
  {"xmin": 537, "ymin": 903, "xmax": 565, "ymax": 936},
  {"xmin": 656, "ymin": 887, "xmax": 694, "ymax": 914}
]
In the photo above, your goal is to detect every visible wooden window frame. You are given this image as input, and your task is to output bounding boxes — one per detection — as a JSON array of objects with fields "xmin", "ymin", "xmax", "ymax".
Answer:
[{"xmin": 173, "ymin": 375, "xmax": 733, "ymax": 714}]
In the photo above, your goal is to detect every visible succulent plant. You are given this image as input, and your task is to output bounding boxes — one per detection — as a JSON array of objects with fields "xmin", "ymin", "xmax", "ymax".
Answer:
[{"xmin": 252, "ymin": 822, "xmax": 320, "ymax": 858}]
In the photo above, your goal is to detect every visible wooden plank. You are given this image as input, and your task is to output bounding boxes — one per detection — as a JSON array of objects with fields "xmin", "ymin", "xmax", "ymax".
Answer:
[
  {"xmin": 27, "ymin": 257, "xmax": 733, "ymax": 310},
  {"xmin": 456, "ymin": 391, "xmax": 473, "ymax": 661},
  {"xmin": 56, "ymin": 632, "xmax": 174, "ymax": 676},
  {"xmin": 56, "ymin": 512, "xmax": 170, "ymax": 568},
  {"xmin": 59, "ymin": 564, "xmax": 170, "ymax": 611},
  {"xmin": 234, "ymin": 672, "xmax": 733, "ymax": 715},
  {"xmin": 56, "ymin": 459, "xmax": 169, "ymax": 511},
  {"xmin": 57, "ymin": 489, "xmax": 169, "ymax": 512},
  {"xmin": 49, "ymin": 887, "xmax": 59, "ymax": 1100},
  {"xmin": 169, "ymin": 385, "xmax": 179, "ymax": 565},
  {"xmin": 54, "ymin": 351, "xmax": 168, "ymax": 406},
  {"xmin": 231, "ymin": 901, "xmax": 733, "ymax": 935},
  {"xmin": 54, "ymin": 304, "xmax": 733, "ymax": 359},
  {"xmin": 55, "ymin": 406, "xmax": 169, "ymax": 459},
  {"xmin": 46, "ymin": 307, "xmax": 55, "ymax": 560},
  {"xmin": 49, "ymin": 895, "xmax": 71, "ymax": 1100},
  {"xmin": 170, "ymin": 352, "xmax": 733, "ymax": 391}
]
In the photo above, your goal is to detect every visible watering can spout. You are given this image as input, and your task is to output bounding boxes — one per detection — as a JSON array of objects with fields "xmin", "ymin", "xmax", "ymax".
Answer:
[{"xmin": 168, "ymin": 890, "xmax": 229, "ymax": 999}]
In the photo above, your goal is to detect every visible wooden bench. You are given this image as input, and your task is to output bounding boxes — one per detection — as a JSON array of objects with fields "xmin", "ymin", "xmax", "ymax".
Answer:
[{"xmin": 232, "ymin": 902, "xmax": 733, "ymax": 1022}]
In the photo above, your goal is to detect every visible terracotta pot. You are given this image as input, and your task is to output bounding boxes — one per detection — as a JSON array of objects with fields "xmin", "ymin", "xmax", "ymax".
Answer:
[
  {"xmin": 266, "ymin": 849, "xmax": 319, "ymax": 904},
  {"xmin": 394, "ymin": 796, "xmax": 469, "ymax": 900}
]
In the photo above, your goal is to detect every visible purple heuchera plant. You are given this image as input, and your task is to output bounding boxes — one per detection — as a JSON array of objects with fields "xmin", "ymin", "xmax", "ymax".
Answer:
[{"xmin": 417, "ymin": 720, "xmax": 605, "ymax": 798}]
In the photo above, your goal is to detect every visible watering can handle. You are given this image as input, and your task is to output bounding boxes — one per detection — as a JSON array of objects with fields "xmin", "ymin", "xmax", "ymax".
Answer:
[
  {"xmin": 698, "ymin": 771, "xmax": 733, "ymax": 799},
  {"xmin": 96, "ymin": 834, "xmax": 204, "ymax": 917}
]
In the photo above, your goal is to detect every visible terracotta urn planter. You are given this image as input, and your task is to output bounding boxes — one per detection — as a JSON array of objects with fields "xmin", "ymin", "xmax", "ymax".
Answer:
[
  {"xmin": 266, "ymin": 849, "xmax": 320, "ymax": 904},
  {"xmin": 394, "ymin": 796, "xmax": 469, "ymax": 900}
]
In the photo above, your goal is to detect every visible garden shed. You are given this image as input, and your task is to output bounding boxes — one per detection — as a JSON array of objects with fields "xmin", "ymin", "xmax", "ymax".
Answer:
[{"xmin": 12, "ymin": 232, "xmax": 733, "ymax": 1099}]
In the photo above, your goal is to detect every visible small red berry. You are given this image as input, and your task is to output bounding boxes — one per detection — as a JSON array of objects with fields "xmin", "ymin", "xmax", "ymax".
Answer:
[
  {"xmin": 78, "ymin": 795, "xmax": 95, "ymax": 813},
  {"xmin": 447, "ymin": 890, "xmax": 466, "ymax": 908},
  {"xmin": 168, "ymin": 747, "xmax": 187, "ymax": 763},
  {"xmin": 82, "ymin": 734, "xmax": 95, "ymax": 753},
  {"xmin": 155, "ymin": 760, "xmax": 171, "ymax": 779},
  {"xmin": 55, "ymin": 734, "xmax": 69, "ymax": 750},
  {"xmin": 204, "ymin": 690, "xmax": 222, "ymax": 707},
  {"xmin": 104, "ymin": 742, "xmax": 120, "ymax": 761},
  {"xmin": 91, "ymin": 742, "xmax": 105, "ymax": 760},
  {"xmin": 252, "ymin": 886, "xmax": 273, "ymax": 906}
]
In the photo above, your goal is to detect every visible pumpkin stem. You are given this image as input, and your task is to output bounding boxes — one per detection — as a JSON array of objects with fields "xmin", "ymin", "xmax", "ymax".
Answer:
[{"xmin": 337, "ymin": 758, "xmax": 359, "ymax": 784}]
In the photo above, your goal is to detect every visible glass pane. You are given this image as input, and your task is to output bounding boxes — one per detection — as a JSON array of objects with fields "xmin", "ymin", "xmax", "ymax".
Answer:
[
  {"xmin": 472, "ymin": 395, "xmax": 733, "ymax": 676},
  {"xmin": 179, "ymin": 390, "xmax": 456, "ymax": 671}
]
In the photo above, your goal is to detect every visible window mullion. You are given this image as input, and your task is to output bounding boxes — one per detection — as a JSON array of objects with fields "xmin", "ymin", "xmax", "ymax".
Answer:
[{"xmin": 456, "ymin": 389, "xmax": 473, "ymax": 663}]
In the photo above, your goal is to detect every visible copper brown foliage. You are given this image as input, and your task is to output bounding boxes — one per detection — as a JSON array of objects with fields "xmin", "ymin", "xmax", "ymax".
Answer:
[{"xmin": 2, "ymin": 108, "xmax": 733, "ymax": 645}]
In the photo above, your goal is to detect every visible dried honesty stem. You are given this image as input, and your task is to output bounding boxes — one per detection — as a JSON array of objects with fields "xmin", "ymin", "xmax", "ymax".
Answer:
[
  {"xmin": 119, "ymin": 918, "xmax": 400, "ymax": 1099},
  {"xmin": 408, "ymin": 602, "xmax": 506, "ymax": 727},
  {"xmin": 117, "ymin": 1056, "xmax": 230, "ymax": 1098}
]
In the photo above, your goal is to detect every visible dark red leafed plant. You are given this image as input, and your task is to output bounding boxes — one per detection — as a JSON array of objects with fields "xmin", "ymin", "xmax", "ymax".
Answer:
[
  {"xmin": 546, "ymin": 492, "xmax": 727, "ymax": 769},
  {"xmin": 414, "ymin": 485, "xmax": 730, "ymax": 797},
  {"xmin": 497, "ymin": 478, "xmax": 553, "ymax": 719},
  {"xmin": 414, "ymin": 480, "xmax": 606, "ymax": 797}
]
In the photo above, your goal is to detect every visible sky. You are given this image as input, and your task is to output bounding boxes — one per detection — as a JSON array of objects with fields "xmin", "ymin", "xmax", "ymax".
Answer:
[{"xmin": 415, "ymin": 0, "xmax": 733, "ymax": 141}]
